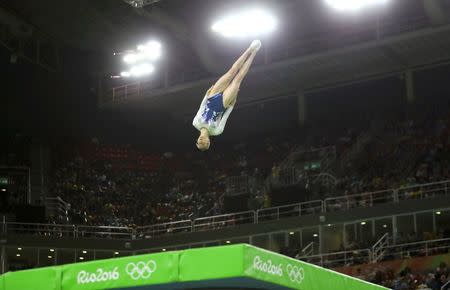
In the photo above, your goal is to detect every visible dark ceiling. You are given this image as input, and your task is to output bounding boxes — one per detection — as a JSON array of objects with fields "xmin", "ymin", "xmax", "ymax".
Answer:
[{"xmin": 0, "ymin": 0, "xmax": 431, "ymax": 74}]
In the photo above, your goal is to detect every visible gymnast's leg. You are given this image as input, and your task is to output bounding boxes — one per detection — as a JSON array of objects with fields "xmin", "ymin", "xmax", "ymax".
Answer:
[
  {"xmin": 208, "ymin": 40, "xmax": 261, "ymax": 97},
  {"xmin": 222, "ymin": 43, "xmax": 260, "ymax": 108}
]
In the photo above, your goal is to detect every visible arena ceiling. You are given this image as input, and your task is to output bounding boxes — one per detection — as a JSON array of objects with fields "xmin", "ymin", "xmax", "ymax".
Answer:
[{"xmin": 1, "ymin": 0, "xmax": 450, "ymax": 117}]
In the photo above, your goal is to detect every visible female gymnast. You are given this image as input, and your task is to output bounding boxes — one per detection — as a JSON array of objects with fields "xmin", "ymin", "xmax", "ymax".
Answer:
[{"xmin": 193, "ymin": 40, "xmax": 262, "ymax": 151}]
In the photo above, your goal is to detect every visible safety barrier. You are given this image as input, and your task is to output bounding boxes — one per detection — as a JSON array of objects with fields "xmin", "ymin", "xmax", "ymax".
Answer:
[
  {"xmin": 256, "ymin": 200, "xmax": 323, "ymax": 222},
  {"xmin": 4, "ymin": 180, "xmax": 449, "ymax": 240}
]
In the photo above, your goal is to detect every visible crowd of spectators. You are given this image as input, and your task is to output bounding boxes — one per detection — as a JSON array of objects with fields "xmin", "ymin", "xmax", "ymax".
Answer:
[
  {"xmin": 47, "ymin": 108, "xmax": 450, "ymax": 228},
  {"xmin": 363, "ymin": 262, "xmax": 450, "ymax": 290}
]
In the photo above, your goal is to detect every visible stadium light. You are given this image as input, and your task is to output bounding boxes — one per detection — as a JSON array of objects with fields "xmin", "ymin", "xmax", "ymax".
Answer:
[
  {"xmin": 212, "ymin": 9, "xmax": 276, "ymax": 38},
  {"xmin": 324, "ymin": 0, "xmax": 390, "ymax": 11},
  {"xmin": 130, "ymin": 63, "xmax": 155, "ymax": 77},
  {"xmin": 123, "ymin": 40, "xmax": 162, "ymax": 64}
]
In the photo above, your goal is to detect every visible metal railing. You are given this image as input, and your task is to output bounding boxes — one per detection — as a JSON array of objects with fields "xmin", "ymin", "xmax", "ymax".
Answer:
[
  {"xmin": 226, "ymin": 176, "xmax": 249, "ymax": 196},
  {"xmin": 380, "ymin": 238, "xmax": 450, "ymax": 261},
  {"xmin": 300, "ymin": 242, "xmax": 315, "ymax": 257},
  {"xmin": 298, "ymin": 249, "xmax": 372, "ymax": 269},
  {"xmin": 324, "ymin": 189, "xmax": 395, "ymax": 212},
  {"xmin": 76, "ymin": 225, "xmax": 134, "ymax": 239},
  {"xmin": 397, "ymin": 180, "xmax": 450, "ymax": 201},
  {"xmin": 256, "ymin": 200, "xmax": 323, "ymax": 222},
  {"xmin": 45, "ymin": 196, "xmax": 70, "ymax": 220},
  {"xmin": 296, "ymin": 238, "xmax": 450, "ymax": 269},
  {"xmin": 442, "ymin": 280, "xmax": 450, "ymax": 290},
  {"xmin": 137, "ymin": 220, "xmax": 192, "ymax": 238},
  {"xmin": 193, "ymin": 211, "xmax": 255, "ymax": 232},
  {"xmin": 3, "ymin": 180, "xmax": 450, "ymax": 240},
  {"xmin": 372, "ymin": 233, "xmax": 389, "ymax": 263}
]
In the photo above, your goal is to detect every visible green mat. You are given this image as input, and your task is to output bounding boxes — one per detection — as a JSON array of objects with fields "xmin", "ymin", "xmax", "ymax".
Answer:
[{"xmin": 0, "ymin": 244, "xmax": 389, "ymax": 290}]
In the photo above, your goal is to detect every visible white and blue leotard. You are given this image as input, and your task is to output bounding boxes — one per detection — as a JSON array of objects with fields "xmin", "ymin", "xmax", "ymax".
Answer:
[{"xmin": 192, "ymin": 92, "xmax": 234, "ymax": 136}]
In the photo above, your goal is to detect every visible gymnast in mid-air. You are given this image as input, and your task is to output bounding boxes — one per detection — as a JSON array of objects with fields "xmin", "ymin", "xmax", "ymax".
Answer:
[{"xmin": 193, "ymin": 40, "xmax": 262, "ymax": 151}]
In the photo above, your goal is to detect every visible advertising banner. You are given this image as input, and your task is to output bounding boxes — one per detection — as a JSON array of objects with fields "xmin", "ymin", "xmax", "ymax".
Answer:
[
  {"xmin": 62, "ymin": 251, "xmax": 179, "ymax": 290},
  {"xmin": 243, "ymin": 245, "xmax": 388, "ymax": 290},
  {"xmin": 3, "ymin": 266, "xmax": 61, "ymax": 290},
  {"xmin": 179, "ymin": 244, "xmax": 245, "ymax": 282}
]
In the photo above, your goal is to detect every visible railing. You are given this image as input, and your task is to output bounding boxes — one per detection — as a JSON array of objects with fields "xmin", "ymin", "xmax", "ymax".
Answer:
[
  {"xmin": 397, "ymin": 180, "xmax": 450, "ymax": 201},
  {"xmin": 226, "ymin": 176, "xmax": 249, "ymax": 196},
  {"xmin": 76, "ymin": 225, "xmax": 134, "ymax": 240},
  {"xmin": 372, "ymin": 233, "xmax": 389, "ymax": 263},
  {"xmin": 193, "ymin": 211, "xmax": 255, "ymax": 232},
  {"xmin": 296, "ymin": 238, "xmax": 450, "ymax": 269},
  {"xmin": 380, "ymin": 238, "xmax": 450, "ymax": 261},
  {"xmin": 297, "ymin": 249, "xmax": 372, "ymax": 269},
  {"xmin": 137, "ymin": 220, "xmax": 192, "ymax": 238},
  {"xmin": 4, "ymin": 222, "xmax": 78, "ymax": 238},
  {"xmin": 45, "ymin": 196, "xmax": 70, "ymax": 220},
  {"xmin": 300, "ymin": 242, "xmax": 315, "ymax": 257},
  {"xmin": 324, "ymin": 189, "xmax": 395, "ymax": 212},
  {"xmin": 256, "ymin": 200, "xmax": 323, "ymax": 222},
  {"xmin": 3, "ymin": 180, "xmax": 450, "ymax": 241},
  {"xmin": 442, "ymin": 280, "xmax": 450, "ymax": 290}
]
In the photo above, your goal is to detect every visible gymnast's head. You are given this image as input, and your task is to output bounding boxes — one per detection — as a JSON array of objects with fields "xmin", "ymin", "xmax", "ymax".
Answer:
[{"xmin": 196, "ymin": 129, "xmax": 211, "ymax": 151}]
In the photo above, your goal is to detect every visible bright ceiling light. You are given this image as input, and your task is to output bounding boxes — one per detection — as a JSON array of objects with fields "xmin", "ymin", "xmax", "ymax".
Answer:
[
  {"xmin": 130, "ymin": 63, "xmax": 155, "ymax": 77},
  {"xmin": 120, "ymin": 71, "xmax": 131, "ymax": 78},
  {"xmin": 123, "ymin": 41, "xmax": 162, "ymax": 64},
  {"xmin": 212, "ymin": 9, "xmax": 276, "ymax": 38},
  {"xmin": 123, "ymin": 53, "xmax": 138, "ymax": 64},
  {"xmin": 325, "ymin": 0, "xmax": 390, "ymax": 11},
  {"xmin": 137, "ymin": 40, "xmax": 162, "ymax": 61}
]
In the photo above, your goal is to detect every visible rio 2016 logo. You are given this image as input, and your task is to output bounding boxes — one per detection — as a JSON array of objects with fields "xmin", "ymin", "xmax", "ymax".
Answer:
[
  {"xmin": 253, "ymin": 256, "xmax": 283, "ymax": 276},
  {"xmin": 252, "ymin": 256, "xmax": 305, "ymax": 284},
  {"xmin": 77, "ymin": 267, "xmax": 119, "ymax": 285},
  {"xmin": 125, "ymin": 260, "xmax": 157, "ymax": 280}
]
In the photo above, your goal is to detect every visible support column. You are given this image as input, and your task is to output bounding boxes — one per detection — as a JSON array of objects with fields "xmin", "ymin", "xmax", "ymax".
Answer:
[
  {"xmin": 1, "ymin": 245, "xmax": 5, "ymax": 274},
  {"xmin": 405, "ymin": 70, "xmax": 415, "ymax": 104},
  {"xmin": 297, "ymin": 91, "xmax": 307, "ymax": 126}
]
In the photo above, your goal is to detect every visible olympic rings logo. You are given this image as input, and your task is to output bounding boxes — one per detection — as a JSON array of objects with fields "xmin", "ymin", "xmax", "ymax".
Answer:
[
  {"xmin": 286, "ymin": 264, "xmax": 305, "ymax": 284},
  {"xmin": 125, "ymin": 260, "xmax": 157, "ymax": 280}
]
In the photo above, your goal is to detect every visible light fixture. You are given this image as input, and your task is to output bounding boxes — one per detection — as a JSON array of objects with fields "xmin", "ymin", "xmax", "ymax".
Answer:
[
  {"xmin": 436, "ymin": 211, "xmax": 441, "ymax": 215},
  {"xmin": 17, "ymin": 248, "xmax": 22, "ymax": 251},
  {"xmin": 383, "ymin": 224, "xmax": 387, "ymax": 228},
  {"xmin": 16, "ymin": 254, "xmax": 21, "ymax": 257},
  {"xmin": 123, "ymin": 53, "xmax": 138, "ymax": 64},
  {"xmin": 327, "ymin": 224, "xmax": 332, "ymax": 227},
  {"xmin": 120, "ymin": 71, "xmax": 131, "ymax": 78},
  {"xmin": 82, "ymin": 250, "xmax": 87, "ymax": 254},
  {"xmin": 226, "ymin": 240, "xmax": 231, "ymax": 244},
  {"xmin": 49, "ymin": 249, "xmax": 55, "ymax": 252},
  {"xmin": 130, "ymin": 63, "xmax": 155, "ymax": 77},
  {"xmin": 123, "ymin": 41, "xmax": 162, "ymax": 64},
  {"xmin": 79, "ymin": 257, "xmax": 84, "ymax": 260},
  {"xmin": 212, "ymin": 8, "xmax": 277, "ymax": 38},
  {"xmin": 361, "ymin": 221, "xmax": 366, "ymax": 225},
  {"xmin": 48, "ymin": 256, "xmax": 53, "ymax": 259},
  {"xmin": 162, "ymin": 249, "xmax": 166, "ymax": 252},
  {"xmin": 114, "ymin": 252, "xmax": 120, "ymax": 255},
  {"xmin": 289, "ymin": 232, "xmax": 295, "ymax": 235},
  {"xmin": 324, "ymin": 0, "xmax": 390, "ymax": 12},
  {"xmin": 1, "ymin": 189, "xmax": 6, "ymax": 192},
  {"xmin": 313, "ymin": 234, "xmax": 319, "ymax": 237}
]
